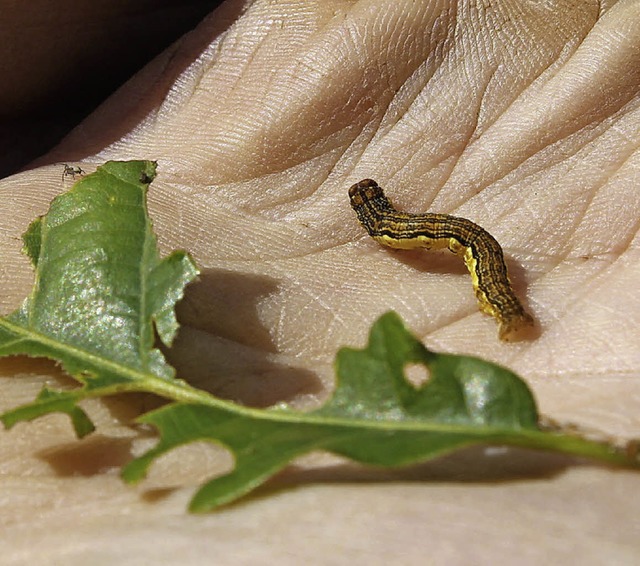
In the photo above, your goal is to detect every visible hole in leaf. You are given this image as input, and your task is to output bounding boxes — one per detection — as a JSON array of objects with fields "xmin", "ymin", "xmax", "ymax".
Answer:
[{"xmin": 404, "ymin": 362, "xmax": 430, "ymax": 389}]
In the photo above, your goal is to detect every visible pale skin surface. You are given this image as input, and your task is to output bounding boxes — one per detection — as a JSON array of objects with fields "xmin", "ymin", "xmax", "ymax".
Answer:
[{"xmin": 1, "ymin": 0, "xmax": 640, "ymax": 563}]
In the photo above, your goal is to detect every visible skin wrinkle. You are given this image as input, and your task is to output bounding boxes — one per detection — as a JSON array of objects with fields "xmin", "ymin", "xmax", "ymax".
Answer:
[
  {"xmin": 535, "ymin": 256, "xmax": 622, "ymax": 334},
  {"xmin": 435, "ymin": 8, "xmax": 614, "ymax": 205}
]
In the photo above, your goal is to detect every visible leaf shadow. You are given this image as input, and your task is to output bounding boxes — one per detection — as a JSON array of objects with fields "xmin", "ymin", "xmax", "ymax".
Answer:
[
  {"xmin": 38, "ymin": 433, "xmax": 139, "ymax": 477},
  {"xmin": 168, "ymin": 267, "xmax": 324, "ymax": 407},
  {"xmin": 146, "ymin": 445, "xmax": 589, "ymax": 512},
  {"xmin": 48, "ymin": 442, "xmax": 591, "ymax": 504},
  {"xmin": 34, "ymin": 392, "xmax": 165, "ymax": 477},
  {"xmin": 175, "ymin": 267, "xmax": 280, "ymax": 354},
  {"xmin": 243, "ymin": 446, "xmax": 589, "ymax": 503},
  {"xmin": 0, "ymin": 355, "xmax": 69, "ymax": 381}
]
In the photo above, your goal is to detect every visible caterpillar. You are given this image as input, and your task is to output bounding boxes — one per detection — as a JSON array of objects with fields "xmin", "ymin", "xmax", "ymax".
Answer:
[{"xmin": 348, "ymin": 179, "xmax": 534, "ymax": 341}]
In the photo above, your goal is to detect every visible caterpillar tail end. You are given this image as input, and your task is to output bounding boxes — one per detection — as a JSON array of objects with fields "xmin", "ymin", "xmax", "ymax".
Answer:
[{"xmin": 498, "ymin": 312, "xmax": 536, "ymax": 342}]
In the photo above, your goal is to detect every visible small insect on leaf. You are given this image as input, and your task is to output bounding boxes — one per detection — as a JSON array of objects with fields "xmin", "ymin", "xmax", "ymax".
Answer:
[{"xmin": 62, "ymin": 163, "xmax": 85, "ymax": 183}]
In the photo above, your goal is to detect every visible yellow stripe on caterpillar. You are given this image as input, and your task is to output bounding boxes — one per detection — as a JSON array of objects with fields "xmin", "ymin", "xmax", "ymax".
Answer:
[{"xmin": 348, "ymin": 179, "xmax": 534, "ymax": 342}]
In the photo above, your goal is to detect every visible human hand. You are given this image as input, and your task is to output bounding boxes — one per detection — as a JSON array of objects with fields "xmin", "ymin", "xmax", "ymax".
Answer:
[{"xmin": 2, "ymin": 1, "xmax": 639, "ymax": 561}]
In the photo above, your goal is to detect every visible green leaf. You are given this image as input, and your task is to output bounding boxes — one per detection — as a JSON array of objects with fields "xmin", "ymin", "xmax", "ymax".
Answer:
[
  {"xmin": 318, "ymin": 312, "xmax": 538, "ymax": 428},
  {"xmin": 122, "ymin": 313, "xmax": 639, "ymax": 512},
  {"xmin": 0, "ymin": 160, "xmax": 199, "ymax": 436}
]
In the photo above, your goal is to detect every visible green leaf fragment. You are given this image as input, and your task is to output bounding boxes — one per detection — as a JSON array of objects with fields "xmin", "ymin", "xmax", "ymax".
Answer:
[
  {"xmin": 0, "ymin": 160, "xmax": 199, "ymax": 435},
  {"xmin": 1, "ymin": 386, "xmax": 94, "ymax": 437},
  {"xmin": 123, "ymin": 312, "xmax": 639, "ymax": 512}
]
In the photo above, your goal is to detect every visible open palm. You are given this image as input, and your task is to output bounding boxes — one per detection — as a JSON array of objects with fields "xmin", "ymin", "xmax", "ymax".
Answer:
[{"xmin": 1, "ymin": 1, "xmax": 639, "ymax": 562}]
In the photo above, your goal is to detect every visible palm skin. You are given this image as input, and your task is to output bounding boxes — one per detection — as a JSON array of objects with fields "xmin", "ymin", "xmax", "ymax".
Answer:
[{"xmin": 1, "ymin": 1, "xmax": 639, "ymax": 562}]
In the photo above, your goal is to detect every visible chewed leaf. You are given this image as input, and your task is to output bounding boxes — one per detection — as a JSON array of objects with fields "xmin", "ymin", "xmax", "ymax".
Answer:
[
  {"xmin": 7, "ymin": 160, "xmax": 191, "ymax": 375},
  {"xmin": 318, "ymin": 312, "xmax": 538, "ymax": 427},
  {"xmin": 0, "ymin": 160, "xmax": 199, "ymax": 434},
  {"xmin": 123, "ymin": 313, "xmax": 638, "ymax": 512}
]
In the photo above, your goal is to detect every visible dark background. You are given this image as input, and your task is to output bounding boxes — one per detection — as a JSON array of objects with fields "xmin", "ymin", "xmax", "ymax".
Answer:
[{"xmin": 0, "ymin": 0, "xmax": 224, "ymax": 179}]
